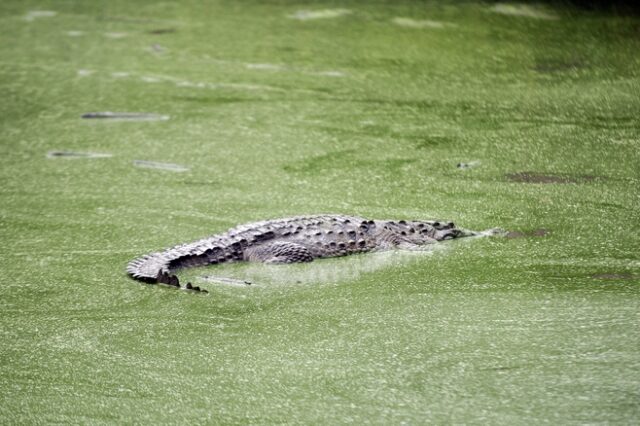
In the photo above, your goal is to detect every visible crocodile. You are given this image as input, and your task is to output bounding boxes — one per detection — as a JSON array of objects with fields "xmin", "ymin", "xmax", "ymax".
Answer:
[{"xmin": 126, "ymin": 214, "xmax": 484, "ymax": 292}]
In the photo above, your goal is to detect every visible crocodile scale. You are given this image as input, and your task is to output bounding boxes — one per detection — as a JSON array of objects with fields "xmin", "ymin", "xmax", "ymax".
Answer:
[{"xmin": 126, "ymin": 214, "xmax": 478, "ymax": 292}]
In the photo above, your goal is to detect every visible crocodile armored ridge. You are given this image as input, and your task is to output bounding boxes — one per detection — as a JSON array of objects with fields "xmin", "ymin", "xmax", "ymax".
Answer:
[{"xmin": 126, "ymin": 214, "xmax": 480, "ymax": 292}]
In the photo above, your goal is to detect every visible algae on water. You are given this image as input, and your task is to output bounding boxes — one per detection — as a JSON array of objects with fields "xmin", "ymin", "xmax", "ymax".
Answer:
[{"xmin": 0, "ymin": 1, "xmax": 638, "ymax": 424}]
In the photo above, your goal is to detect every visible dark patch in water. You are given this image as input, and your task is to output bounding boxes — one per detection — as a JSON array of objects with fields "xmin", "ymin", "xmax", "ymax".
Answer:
[
  {"xmin": 81, "ymin": 112, "xmax": 169, "ymax": 121},
  {"xmin": 173, "ymin": 95, "xmax": 252, "ymax": 105},
  {"xmin": 335, "ymin": 98, "xmax": 439, "ymax": 111},
  {"xmin": 148, "ymin": 28, "xmax": 176, "ymax": 34},
  {"xmin": 506, "ymin": 172, "xmax": 597, "ymax": 184},
  {"xmin": 530, "ymin": 229, "xmax": 550, "ymax": 237},
  {"xmin": 316, "ymin": 124, "xmax": 453, "ymax": 148},
  {"xmin": 533, "ymin": 58, "xmax": 587, "ymax": 73},
  {"xmin": 47, "ymin": 151, "xmax": 112, "ymax": 159},
  {"xmin": 284, "ymin": 150, "xmax": 415, "ymax": 174},
  {"xmin": 506, "ymin": 229, "xmax": 550, "ymax": 239},
  {"xmin": 415, "ymin": 136, "xmax": 456, "ymax": 149},
  {"xmin": 591, "ymin": 273, "xmax": 637, "ymax": 280}
]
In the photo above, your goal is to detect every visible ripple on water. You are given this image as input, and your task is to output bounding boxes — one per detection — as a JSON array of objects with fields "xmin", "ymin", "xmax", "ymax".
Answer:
[
  {"xmin": 392, "ymin": 17, "xmax": 455, "ymax": 29},
  {"xmin": 81, "ymin": 112, "xmax": 169, "ymax": 121},
  {"xmin": 24, "ymin": 10, "xmax": 56, "ymax": 21},
  {"xmin": 489, "ymin": 3, "xmax": 558, "ymax": 20},
  {"xmin": 591, "ymin": 273, "xmax": 638, "ymax": 280},
  {"xmin": 288, "ymin": 9, "xmax": 351, "ymax": 21},
  {"xmin": 506, "ymin": 229, "xmax": 550, "ymax": 239},
  {"xmin": 133, "ymin": 160, "xmax": 189, "ymax": 172},
  {"xmin": 103, "ymin": 32, "xmax": 128, "ymax": 39},
  {"xmin": 77, "ymin": 69, "xmax": 94, "ymax": 77}
]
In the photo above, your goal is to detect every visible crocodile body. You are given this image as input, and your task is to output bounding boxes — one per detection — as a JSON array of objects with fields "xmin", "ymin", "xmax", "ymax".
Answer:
[{"xmin": 126, "ymin": 214, "xmax": 477, "ymax": 292}]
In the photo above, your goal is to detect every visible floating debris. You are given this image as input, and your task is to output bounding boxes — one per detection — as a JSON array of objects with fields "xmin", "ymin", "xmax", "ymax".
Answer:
[
  {"xmin": 81, "ymin": 112, "xmax": 170, "ymax": 121},
  {"xmin": 489, "ymin": 4, "xmax": 558, "ymax": 20},
  {"xmin": 457, "ymin": 161, "xmax": 481, "ymax": 169},
  {"xmin": 506, "ymin": 172, "xmax": 596, "ymax": 184},
  {"xmin": 133, "ymin": 160, "xmax": 189, "ymax": 172},
  {"xmin": 24, "ymin": 10, "xmax": 56, "ymax": 21},
  {"xmin": 392, "ymin": 17, "xmax": 455, "ymax": 29},
  {"xmin": 111, "ymin": 72, "xmax": 130, "ymax": 78},
  {"xmin": 47, "ymin": 151, "xmax": 112, "ymax": 159},
  {"xmin": 66, "ymin": 30, "xmax": 84, "ymax": 37},
  {"xmin": 288, "ymin": 9, "xmax": 351, "ymax": 21},
  {"xmin": 148, "ymin": 44, "xmax": 166, "ymax": 54}
]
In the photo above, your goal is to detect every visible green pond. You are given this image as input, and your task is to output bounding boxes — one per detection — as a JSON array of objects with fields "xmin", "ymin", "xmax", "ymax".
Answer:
[{"xmin": 1, "ymin": 0, "xmax": 639, "ymax": 424}]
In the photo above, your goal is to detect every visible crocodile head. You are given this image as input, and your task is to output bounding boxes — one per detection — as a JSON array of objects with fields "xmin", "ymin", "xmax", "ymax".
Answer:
[{"xmin": 376, "ymin": 219, "xmax": 474, "ymax": 244}]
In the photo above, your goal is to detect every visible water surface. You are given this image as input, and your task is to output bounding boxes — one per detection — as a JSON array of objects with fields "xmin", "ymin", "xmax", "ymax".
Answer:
[{"xmin": 0, "ymin": 1, "xmax": 638, "ymax": 423}]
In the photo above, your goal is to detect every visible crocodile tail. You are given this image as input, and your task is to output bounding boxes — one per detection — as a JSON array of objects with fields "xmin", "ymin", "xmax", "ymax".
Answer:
[
  {"xmin": 126, "ymin": 251, "xmax": 174, "ymax": 284},
  {"xmin": 126, "ymin": 239, "xmax": 231, "ymax": 292}
]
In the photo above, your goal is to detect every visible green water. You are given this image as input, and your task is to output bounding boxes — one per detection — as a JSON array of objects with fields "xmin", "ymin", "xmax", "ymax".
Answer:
[{"xmin": 1, "ymin": 1, "xmax": 639, "ymax": 424}]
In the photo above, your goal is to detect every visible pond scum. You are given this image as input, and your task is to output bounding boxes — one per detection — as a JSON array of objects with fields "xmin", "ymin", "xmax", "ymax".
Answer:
[{"xmin": 1, "ymin": 1, "xmax": 638, "ymax": 424}]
